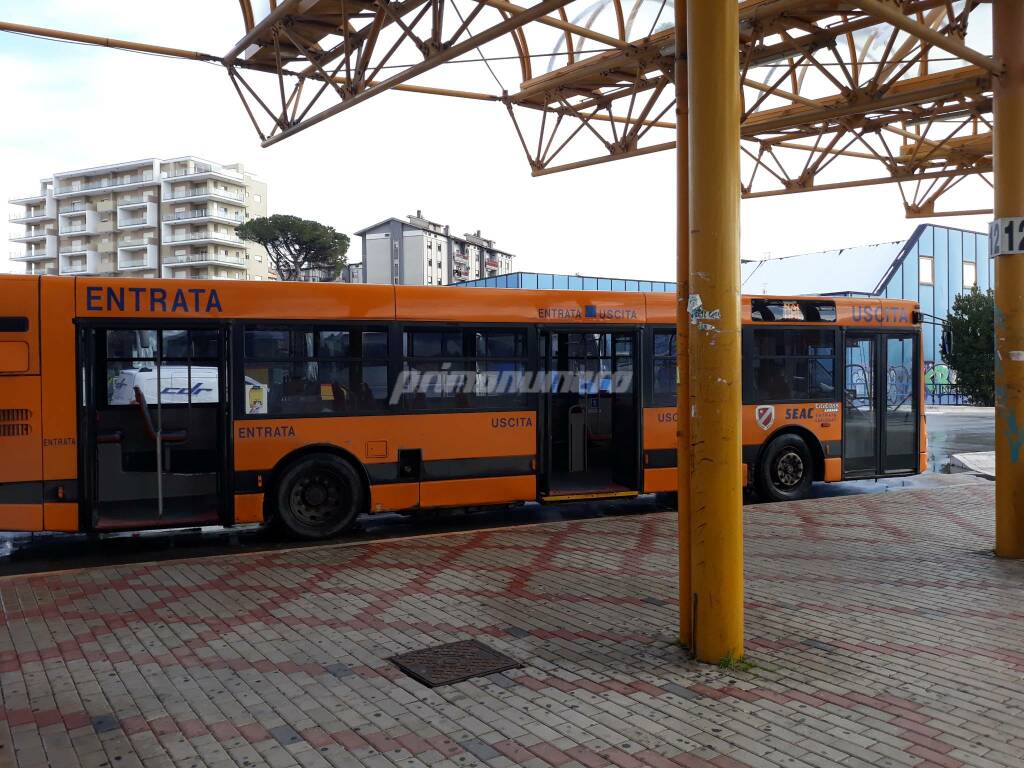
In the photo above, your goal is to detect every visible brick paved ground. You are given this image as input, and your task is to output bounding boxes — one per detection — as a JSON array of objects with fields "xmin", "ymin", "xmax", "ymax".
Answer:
[{"xmin": 1, "ymin": 477, "xmax": 1021, "ymax": 768}]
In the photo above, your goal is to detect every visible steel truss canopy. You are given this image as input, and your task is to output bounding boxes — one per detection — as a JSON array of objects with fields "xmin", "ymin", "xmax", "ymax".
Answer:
[
  {"xmin": 0, "ymin": 0, "xmax": 999, "ymax": 217},
  {"xmin": 228, "ymin": 0, "xmax": 997, "ymax": 217}
]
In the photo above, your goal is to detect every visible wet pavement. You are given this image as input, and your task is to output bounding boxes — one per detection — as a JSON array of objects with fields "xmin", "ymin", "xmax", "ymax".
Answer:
[
  {"xmin": 926, "ymin": 406, "xmax": 995, "ymax": 472},
  {"xmin": 0, "ymin": 407, "xmax": 995, "ymax": 576},
  {"xmin": 1, "ymin": 478, "xmax": 1016, "ymax": 768}
]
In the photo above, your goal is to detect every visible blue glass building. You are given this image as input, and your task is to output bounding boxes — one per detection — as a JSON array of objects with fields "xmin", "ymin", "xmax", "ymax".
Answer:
[
  {"xmin": 740, "ymin": 224, "xmax": 990, "ymax": 400},
  {"xmin": 454, "ymin": 271, "xmax": 676, "ymax": 293}
]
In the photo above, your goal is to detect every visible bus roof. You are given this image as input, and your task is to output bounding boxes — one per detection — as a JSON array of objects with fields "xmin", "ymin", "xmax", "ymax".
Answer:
[{"xmin": 12, "ymin": 275, "xmax": 919, "ymax": 329}]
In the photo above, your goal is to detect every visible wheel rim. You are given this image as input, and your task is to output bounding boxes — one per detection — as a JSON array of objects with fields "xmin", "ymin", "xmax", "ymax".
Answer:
[
  {"xmin": 288, "ymin": 468, "xmax": 349, "ymax": 529},
  {"xmin": 773, "ymin": 450, "xmax": 805, "ymax": 489}
]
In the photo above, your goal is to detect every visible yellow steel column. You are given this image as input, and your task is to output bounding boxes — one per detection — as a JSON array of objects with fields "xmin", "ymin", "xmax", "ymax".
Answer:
[
  {"xmin": 994, "ymin": 0, "xmax": 1024, "ymax": 558},
  {"xmin": 686, "ymin": 0, "xmax": 744, "ymax": 662},
  {"xmin": 674, "ymin": 0, "xmax": 691, "ymax": 649}
]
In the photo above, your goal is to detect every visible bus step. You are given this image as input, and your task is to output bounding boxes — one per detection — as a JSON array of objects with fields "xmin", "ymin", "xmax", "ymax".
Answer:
[{"xmin": 541, "ymin": 490, "xmax": 639, "ymax": 503}]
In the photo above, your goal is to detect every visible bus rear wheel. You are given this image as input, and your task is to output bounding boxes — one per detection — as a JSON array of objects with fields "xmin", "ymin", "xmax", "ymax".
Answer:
[
  {"xmin": 757, "ymin": 434, "xmax": 813, "ymax": 502},
  {"xmin": 274, "ymin": 454, "xmax": 364, "ymax": 539}
]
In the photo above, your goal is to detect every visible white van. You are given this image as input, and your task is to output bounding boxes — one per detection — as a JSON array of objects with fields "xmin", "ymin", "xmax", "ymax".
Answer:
[{"xmin": 108, "ymin": 365, "xmax": 269, "ymax": 414}]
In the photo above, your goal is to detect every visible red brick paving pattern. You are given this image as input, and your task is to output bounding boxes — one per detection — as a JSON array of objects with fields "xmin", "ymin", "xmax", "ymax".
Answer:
[{"xmin": 1, "ymin": 479, "xmax": 1022, "ymax": 767}]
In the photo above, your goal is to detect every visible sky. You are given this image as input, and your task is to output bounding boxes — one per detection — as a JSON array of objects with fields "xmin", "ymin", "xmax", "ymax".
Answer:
[{"xmin": 0, "ymin": 0, "xmax": 994, "ymax": 281}]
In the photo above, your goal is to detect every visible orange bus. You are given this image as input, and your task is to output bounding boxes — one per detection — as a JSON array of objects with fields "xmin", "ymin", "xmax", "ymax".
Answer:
[{"xmin": 0, "ymin": 275, "xmax": 924, "ymax": 539}]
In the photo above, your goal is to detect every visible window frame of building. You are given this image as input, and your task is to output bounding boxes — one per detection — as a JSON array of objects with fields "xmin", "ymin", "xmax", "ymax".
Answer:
[
  {"xmin": 963, "ymin": 260, "xmax": 977, "ymax": 289},
  {"xmin": 919, "ymin": 255, "xmax": 934, "ymax": 285}
]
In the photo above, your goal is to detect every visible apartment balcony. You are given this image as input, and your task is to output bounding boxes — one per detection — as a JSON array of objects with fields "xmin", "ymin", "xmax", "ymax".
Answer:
[
  {"xmin": 164, "ymin": 162, "xmax": 244, "ymax": 184},
  {"xmin": 164, "ymin": 186, "xmax": 246, "ymax": 204},
  {"xmin": 117, "ymin": 192, "xmax": 157, "ymax": 207},
  {"xmin": 59, "ymin": 249, "xmax": 99, "ymax": 275},
  {"xmin": 118, "ymin": 217, "xmax": 156, "ymax": 230},
  {"xmin": 9, "ymin": 191, "xmax": 52, "ymax": 206},
  {"xmin": 54, "ymin": 173, "xmax": 157, "ymax": 198},
  {"xmin": 10, "ymin": 241, "xmax": 57, "ymax": 262},
  {"xmin": 26, "ymin": 264, "xmax": 59, "ymax": 276},
  {"xmin": 9, "ymin": 195, "xmax": 56, "ymax": 223},
  {"xmin": 117, "ymin": 242, "xmax": 159, "ymax": 272},
  {"xmin": 117, "ymin": 200, "xmax": 158, "ymax": 229},
  {"xmin": 10, "ymin": 211, "xmax": 51, "ymax": 224},
  {"xmin": 162, "ymin": 252, "xmax": 246, "ymax": 268},
  {"xmin": 59, "ymin": 244, "xmax": 95, "ymax": 255},
  {"xmin": 162, "ymin": 208, "xmax": 245, "ymax": 224},
  {"xmin": 58, "ymin": 201, "xmax": 88, "ymax": 214},
  {"xmin": 10, "ymin": 227, "xmax": 56, "ymax": 243},
  {"xmin": 118, "ymin": 234, "xmax": 157, "ymax": 249},
  {"xmin": 58, "ymin": 208, "xmax": 99, "ymax": 236},
  {"xmin": 165, "ymin": 231, "xmax": 243, "ymax": 246}
]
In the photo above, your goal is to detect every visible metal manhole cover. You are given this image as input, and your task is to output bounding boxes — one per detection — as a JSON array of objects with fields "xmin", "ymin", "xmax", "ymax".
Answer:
[{"xmin": 390, "ymin": 639, "xmax": 521, "ymax": 687}]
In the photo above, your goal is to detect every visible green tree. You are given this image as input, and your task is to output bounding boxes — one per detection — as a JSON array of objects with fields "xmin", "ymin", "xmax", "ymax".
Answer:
[
  {"xmin": 944, "ymin": 287, "xmax": 994, "ymax": 406},
  {"xmin": 237, "ymin": 214, "xmax": 349, "ymax": 282}
]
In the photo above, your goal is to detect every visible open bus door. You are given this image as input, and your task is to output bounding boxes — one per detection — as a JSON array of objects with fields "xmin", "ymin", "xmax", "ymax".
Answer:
[
  {"xmin": 540, "ymin": 329, "xmax": 640, "ymax": 500},
  {"xmin": 79, "ymin": 324, "xmax": 230, "ymax": 530},
  {"xmin": 842, "ymin": 331, "xmax": 920, "ymax": 478}
]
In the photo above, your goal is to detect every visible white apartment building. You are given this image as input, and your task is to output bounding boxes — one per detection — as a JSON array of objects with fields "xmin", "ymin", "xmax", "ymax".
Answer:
[
  {"xmin": 353, "ymin": 211, "xmax": 514, "ymax": 286},
  {"xmin": 8, "ymin": 157, "xmax": 271, "ymax": 280}
]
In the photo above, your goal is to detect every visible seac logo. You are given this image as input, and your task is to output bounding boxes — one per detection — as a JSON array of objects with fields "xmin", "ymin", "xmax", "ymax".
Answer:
[{"xmin": 755, "ymin": 405, "xmax": 775, "ymax": 431}]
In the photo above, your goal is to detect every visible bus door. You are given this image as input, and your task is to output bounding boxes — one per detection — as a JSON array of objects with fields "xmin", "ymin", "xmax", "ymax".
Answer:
[
  {"xmin": 842, "ymin": 332, "xmax": 920, "ymax": 478},
  {"xmin": 540, "ymin": 329, "xmax": 639, "ymax": 498},
  {"xmin": 81, "ymin": 324, "xmax": 229, "ymax": 530}
]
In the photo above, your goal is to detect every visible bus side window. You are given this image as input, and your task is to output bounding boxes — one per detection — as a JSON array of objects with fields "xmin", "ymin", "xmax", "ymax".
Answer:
[
  {"xmin": 241, "ymin": 325, "xmax": 388, "ymax": 416},
  {"xmin": 751, "ymin": 329, "xmax": 835, "ymax": 402},
  {"xmin": 652, "ymin": 329, "xmax": 677, "ymax": 405},
  {"xmin": 102, "ymin": 328, "xmax": 219, "ymax": 407},
  {"xmin": 400, "ymin": 327, "xmax": 528, "ymax": 410}
]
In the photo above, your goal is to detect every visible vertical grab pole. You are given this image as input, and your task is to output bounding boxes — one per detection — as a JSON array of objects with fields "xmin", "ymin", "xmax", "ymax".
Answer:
[
  {"xmin": 156, "ymin": 336, "xmax": 164, "ymax": 518},
  {"xmin": 674, "ymin": 0, "xmax": 692, "ymax": 650},
  {"xmin": 994, "ymin": 0, "xmax": 1024, "ymax": 558},
  {"xmin": 686, "ymin": 0, "xmax": 744, "ymax": 662}
]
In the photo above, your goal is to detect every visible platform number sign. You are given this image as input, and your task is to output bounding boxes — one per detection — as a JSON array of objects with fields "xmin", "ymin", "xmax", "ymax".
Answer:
[{"xmin": 990, "ymin": 217, "xmax": 1024, "ymax": 256}]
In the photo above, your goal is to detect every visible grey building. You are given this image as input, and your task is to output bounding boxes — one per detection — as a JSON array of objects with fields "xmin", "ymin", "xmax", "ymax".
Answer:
[
  {"xmin": 340, "ymin": 262, "xmax": 363, "ymax": 283},
  {"xmin": 353, "ymin": 211, "xmax": 514, "ymax": 286}
]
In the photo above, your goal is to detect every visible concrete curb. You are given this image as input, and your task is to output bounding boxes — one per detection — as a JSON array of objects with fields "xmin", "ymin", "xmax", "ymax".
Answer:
[{"xmin": 951, "ymin": 450, "xmax": 995, "ymax": 478}]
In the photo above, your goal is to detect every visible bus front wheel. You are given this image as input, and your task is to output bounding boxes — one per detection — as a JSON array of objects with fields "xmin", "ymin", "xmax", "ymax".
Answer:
[
  {"xmin": 756, "ymin": 434, "xmax": 813, "ymax": 502},
  {"xmin": 274, "ymin": 453, "xmax": 364, "ymax": 539}
]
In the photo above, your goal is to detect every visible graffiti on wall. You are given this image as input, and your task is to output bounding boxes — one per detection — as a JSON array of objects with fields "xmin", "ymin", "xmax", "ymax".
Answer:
[{"xmin": 924, "ymin": 362, "xmax": 967, "ymax": 404}]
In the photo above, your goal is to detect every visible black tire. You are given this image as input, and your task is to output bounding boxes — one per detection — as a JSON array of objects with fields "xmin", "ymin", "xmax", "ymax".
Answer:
[
  {"xmin": 756, "ymin": 434, "xmax": 813, "ymax": 502},
  {"xmin": 273, "ymin": 453, "xmax": 364, "ymax": 539}
]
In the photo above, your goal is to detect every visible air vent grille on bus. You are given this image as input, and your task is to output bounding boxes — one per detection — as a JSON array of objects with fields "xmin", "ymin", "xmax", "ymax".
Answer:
[{"xmin": 0, "ymin": 409, "xmax": 32, "ymax": 437}]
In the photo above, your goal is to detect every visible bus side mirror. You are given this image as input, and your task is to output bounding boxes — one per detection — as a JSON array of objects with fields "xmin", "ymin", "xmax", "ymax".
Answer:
[{"xmin": 941, "ymin": 327, "xmax": 953, "ymax": 359}]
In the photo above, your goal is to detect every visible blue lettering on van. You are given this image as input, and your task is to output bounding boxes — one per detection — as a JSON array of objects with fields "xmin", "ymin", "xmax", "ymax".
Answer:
[
  {"xmin": 161, "ymin": 383, "xmax": 212, "ymax": 397},
  {"xmin": 85, "ymin": 286, "xmax": 223, "ymax": 313}
]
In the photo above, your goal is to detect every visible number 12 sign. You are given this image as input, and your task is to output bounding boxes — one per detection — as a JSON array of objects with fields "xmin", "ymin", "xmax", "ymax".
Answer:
[{"xmin": 990, "ymin": 217, "xmax": 1024, "ymax": 256}]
